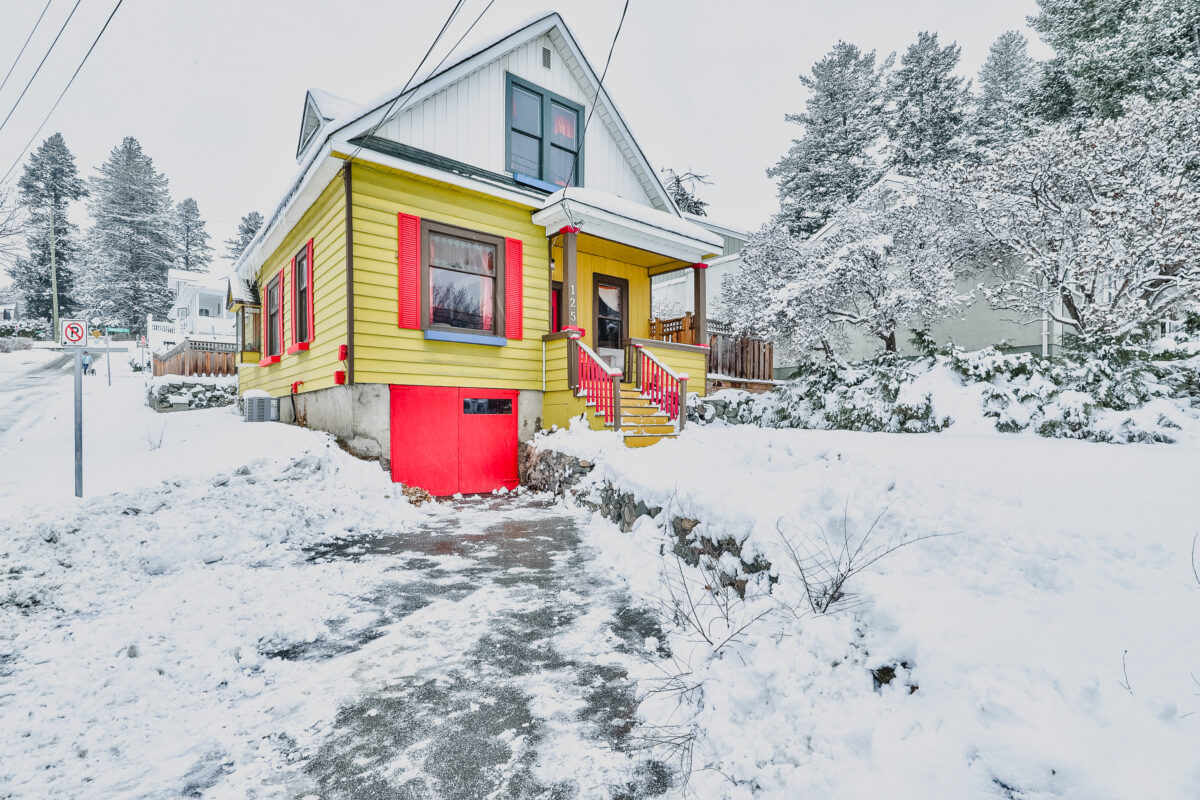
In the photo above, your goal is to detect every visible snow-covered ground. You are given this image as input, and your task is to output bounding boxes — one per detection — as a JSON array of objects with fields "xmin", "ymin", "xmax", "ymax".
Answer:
[
  {"xmin": 543, "ymin": 423, "xmax": 1200, "ymax": 799},
  {"xmin": 0, "ymin": 354, "xmax": 675, "ymax": 797}
]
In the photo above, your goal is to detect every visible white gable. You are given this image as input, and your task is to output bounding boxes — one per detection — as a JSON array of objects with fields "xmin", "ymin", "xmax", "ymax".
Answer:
[{"xmin": 369, "ymin": 28, "xmax": 663, "ymax": 210}]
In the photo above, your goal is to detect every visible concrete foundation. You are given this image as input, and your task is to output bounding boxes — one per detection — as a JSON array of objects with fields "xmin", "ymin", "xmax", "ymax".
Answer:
[{"xmin": 278, "ymin": 384, "xmax": 546, "ymax": 472}]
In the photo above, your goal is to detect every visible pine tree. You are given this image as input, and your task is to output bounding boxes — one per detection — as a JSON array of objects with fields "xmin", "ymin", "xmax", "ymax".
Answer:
[
  {"xmin": 82, "ymin": 137, "xmax": 176, "ymax": 331},
  {"xmin": 1030, "ymin": 58, "xmax": 1077, "ymax": 123},
  {"xmin": 174, "ymin": 198, "xmax": 213, "ymax": 271},
  {"xmin": 1030, "ymin": 0, "xmax": 1200, "ymax": 119},
  {"xmin": 661, "ymin": 168, "xmax": 711, "ymax": 216},
  {"xmin": 769, "ymin": 42, "xmax": 891, "ymax": 237},
  {"xmin": 886, "ymin": 31, "xmax": 973, "ymax": 174},
  {"xmin": 6, "ymin": 133, "xmax": 87, "ymax": 320},
  {"xmin": 973, "ymin": 31, "xmax": 1037, "ymax": 153},
  {"xmin": 224, "ymin": 211, "xmax": 263, "ymax": 261}
]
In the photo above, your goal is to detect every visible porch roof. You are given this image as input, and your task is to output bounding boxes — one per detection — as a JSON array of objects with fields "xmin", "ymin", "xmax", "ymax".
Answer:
[{"xmin": 532, "ymin": 188, "xmax": 723, "ymax": 264}]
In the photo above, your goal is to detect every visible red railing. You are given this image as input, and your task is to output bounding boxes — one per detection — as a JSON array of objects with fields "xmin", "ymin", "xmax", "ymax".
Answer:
[
  {"xmin": 572, "ymin": 334, "xmax": 622, "ymax": 425},
  {"xmin": 635, "ymin": 344, "xmax": 686, "ymax": 424}
]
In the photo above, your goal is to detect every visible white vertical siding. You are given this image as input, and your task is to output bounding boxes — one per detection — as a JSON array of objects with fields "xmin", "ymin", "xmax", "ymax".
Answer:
[{"xmin": 376, "ymin": 35, "xmax": 656, "ymax": 208}]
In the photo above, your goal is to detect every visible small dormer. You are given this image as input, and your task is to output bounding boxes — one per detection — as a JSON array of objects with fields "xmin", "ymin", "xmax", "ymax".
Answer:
[{"xmin": 296, "ymin": 89, "xmax": 356, "ymax": 162}]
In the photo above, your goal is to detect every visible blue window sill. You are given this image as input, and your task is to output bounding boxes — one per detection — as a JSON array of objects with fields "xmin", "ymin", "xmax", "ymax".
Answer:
[
  {"xmin": 513, "ymin": 173, "xmax": 562, "ymax": 193},
  {"xmin": 424, "ymin": 329, "xmax": 508, "ymax": 347}
]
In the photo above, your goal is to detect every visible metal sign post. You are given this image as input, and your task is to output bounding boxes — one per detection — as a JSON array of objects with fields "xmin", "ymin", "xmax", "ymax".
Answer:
[
  {"xmin": 105, "ymin": 334, "xmax": 112, "ymax": 386},
  {"xmin": 72, "ymin": 348, "xmax": 83, "ymax": 498}
]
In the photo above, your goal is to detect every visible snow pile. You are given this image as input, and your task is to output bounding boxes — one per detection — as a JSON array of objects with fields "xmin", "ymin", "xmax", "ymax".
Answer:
[
  {"xmin": 538, "ymin": 426, "xmax": 1200, "ymax": 798},
  {"xmin": 145, "ymin": 374, "xmax": 238, "ymax": 411},
  {"xmin": 691, "ymin": 342, "xmax": 1200, "ymax": 444},
  {"xmin": 0, "ymin": 433, "xmax": 442, "ymax": 798}
]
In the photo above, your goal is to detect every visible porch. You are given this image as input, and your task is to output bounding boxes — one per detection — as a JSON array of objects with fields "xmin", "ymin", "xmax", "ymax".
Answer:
[
  {"xmin": 152, "ymin": 339, "xmax": 239, "ymax": 378},
  {"xmin": 534, "ymin": 188, "xmax": 720, "ymax": 446},
  {"xmin": 650, "ymin": 314, "xmax": 776, "ymax": 393}
]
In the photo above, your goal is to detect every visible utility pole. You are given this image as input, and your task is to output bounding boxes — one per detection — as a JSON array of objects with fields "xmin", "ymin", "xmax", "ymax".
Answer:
[{"xmin": 50, "ymin": 204, "xmax": 60, "ymax": 343}]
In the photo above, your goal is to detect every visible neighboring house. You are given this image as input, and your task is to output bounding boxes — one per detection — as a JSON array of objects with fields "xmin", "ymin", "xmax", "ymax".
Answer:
[
  {"xmin": 148, "ymin": 270, "xmax": 239, "ymax": 377},
  {"xmin": 650, "ymin": 216, "xmax": 747, "ymax": 321},
  {"xmin": 774, "ymin": 175, "xmax": 1066, "ymax": 375},
  {"xmin": 231, "ymin": 13, "xmax": 726, "ymax": 495},
  {"xmin": 0, "ymin": 300, "xmax": 19, "ymax": 322}
]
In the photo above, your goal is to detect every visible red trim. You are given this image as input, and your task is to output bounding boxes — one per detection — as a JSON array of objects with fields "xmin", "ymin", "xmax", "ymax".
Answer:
[
  {"xmin": 504, "ymin": 237, "xmax": 523, "ymax": 340},
  {"xmin": 337, "ymin": 344, "xmax": 348, "ymax": 361},
  {"xmin": 289, "ymin": 256, "xmax": 297, "ymax": 347},
  {"xmin": 334, "ymin": 370, "xmax": 346, "ymax": 385},
  {"xmin": 397, "ymin": 213, "xmax": 421, "ymax": 329},
  {"xmin": 305, "ymin": 238, "xmax": 315, "ymax": 343},
  {"xmin": 290, "ymin": 381, "xmax": 304, "ymax": 394},
  {"xmin": 563, "ymin": 324, "xmax": 586, "ymax": 337},
  {"xmin": 691, "ymin": 262, "xmax": 709, "ymax": 270},
  {"xmin": 276, "ymin": 267, "xmax": 285, "ymax": 356},
  {"xmin": 286, "ymin": 342, "xmax": 309, "ymax": 354},
  {"xmin": 258, "ymin": 355, "xmax": 280, "ymax": 367},
  {"xmin": 557, "ymin": 225, "xmax": 580, "ymax": 235}
]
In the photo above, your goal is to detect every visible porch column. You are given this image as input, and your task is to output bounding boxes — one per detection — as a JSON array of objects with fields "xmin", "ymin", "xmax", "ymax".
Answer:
[
  {"xmin": 692, "ymin": 263, "xmax": 708, "ymax": 347},
  {"xmin": 560, "ymin": 226, "xmax": 580, "ymax": 333}
]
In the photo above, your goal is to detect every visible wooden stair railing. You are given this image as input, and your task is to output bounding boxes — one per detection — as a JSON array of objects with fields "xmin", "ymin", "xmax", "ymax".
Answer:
[
  {"xmin": 632, "ymin": 343, "xmax": 688, "ymax": 432},
  {"xmin": 569, "ymin": 333, "xmax": 623, "ymax": 430}
]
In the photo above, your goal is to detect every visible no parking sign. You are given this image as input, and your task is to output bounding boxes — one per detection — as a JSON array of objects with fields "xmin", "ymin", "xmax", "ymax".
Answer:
[{"xmin": 61, "ymin": 318, "xmax": 86, "ymax": 345}]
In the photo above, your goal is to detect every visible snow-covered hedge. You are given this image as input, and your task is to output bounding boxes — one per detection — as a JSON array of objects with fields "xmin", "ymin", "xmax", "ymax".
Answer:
[
  {"xmin": 145, "ymin": 375, "xmax": 237, "ymax": 412},
  {"xmin": 690, "ymin": 339, "xmax": 1200, "ymax": 443},
  {"xmin": 0, "ymin": 337, "xmax": 34, "ymax": 353},
  {"xmin": 0, "ymin": 319, "xmax": 51, "ymax": 340}
]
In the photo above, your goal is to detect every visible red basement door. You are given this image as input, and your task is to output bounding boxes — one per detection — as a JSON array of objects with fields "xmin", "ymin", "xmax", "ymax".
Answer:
[{"xmin": 389, "ymin": 385, "xmax": 520, "ymax": 496}]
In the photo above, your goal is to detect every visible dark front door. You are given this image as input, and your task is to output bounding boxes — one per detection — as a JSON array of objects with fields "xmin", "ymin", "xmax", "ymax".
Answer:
[{"xmin": 593, "ymin": 274, "xmax": 628, "ymax": 372}]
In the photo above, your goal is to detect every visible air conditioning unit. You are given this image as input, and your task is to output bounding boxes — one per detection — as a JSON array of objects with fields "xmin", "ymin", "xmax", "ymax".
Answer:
[{"xmin": 243, "ymin": 395, "xmax": 279, "ymax": 422}]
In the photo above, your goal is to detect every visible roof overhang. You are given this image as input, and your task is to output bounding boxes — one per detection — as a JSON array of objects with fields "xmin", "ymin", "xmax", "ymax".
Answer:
[{"xmin": 532, "ymin": 190, "xmax": 721, "ymax": 264}]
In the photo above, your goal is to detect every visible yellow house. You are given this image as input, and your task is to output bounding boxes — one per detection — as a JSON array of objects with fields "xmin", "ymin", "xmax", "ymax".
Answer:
[{"xmin": 230, "ymin": 13, "xmax": 726, "ymax": 496}]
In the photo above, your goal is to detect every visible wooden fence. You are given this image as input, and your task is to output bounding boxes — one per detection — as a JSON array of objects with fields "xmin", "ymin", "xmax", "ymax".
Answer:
[
  {"xmin": 649, "ymin": 315, "xmax": 774, "ymax": 383},
  {"xmin": 152, "ymin": 340, "xmax": 237, "ymax": 377}
]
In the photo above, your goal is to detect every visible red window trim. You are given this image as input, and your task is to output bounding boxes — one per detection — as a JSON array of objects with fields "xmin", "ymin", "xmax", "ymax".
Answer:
[
  {"xmin": 291, "ymin": 238, "xmax": 315, "ymax": 346},
  {"xmin": 276, "ymin": 266, "xmax": 285, "ymax": 357}
]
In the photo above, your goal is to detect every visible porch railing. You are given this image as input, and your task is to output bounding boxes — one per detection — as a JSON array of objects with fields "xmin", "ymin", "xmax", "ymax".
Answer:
[
  {"xmin": 633, "ymin": 343, "xmax": 687, "ymax": 428},
  {"xmin": 152, "ymin": 339, "xmax": 238, "ymax": 377},
  {"xmin": 570, "ymin": 333, "xmax": 622, "ymax": 429},
  {"xmin": 649, "ymin": 315, "xmax": 773, "ymax": 383}
]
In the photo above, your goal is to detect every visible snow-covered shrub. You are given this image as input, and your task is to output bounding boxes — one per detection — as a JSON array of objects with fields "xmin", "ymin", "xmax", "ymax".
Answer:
[
  {"xmin": 691, "ymin": 338, "xmax": 1200, "ymax": 443},
  {"xmin": 0, "ymin": 337, "xmax": 33, "ymax": 353},
  {"xmin": 0, "ymin": 318, "xmax": 51, "ymax": 340}
]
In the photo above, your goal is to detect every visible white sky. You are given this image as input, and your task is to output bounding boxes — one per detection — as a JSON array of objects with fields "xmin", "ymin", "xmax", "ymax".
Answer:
[{"xmin": 0, "ymin": 0, "xmax": 1051, "ymax": 282}]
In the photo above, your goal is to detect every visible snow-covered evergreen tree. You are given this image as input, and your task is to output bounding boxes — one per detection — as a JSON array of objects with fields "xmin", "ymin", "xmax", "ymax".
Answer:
[
  {"xmin": 174, "ymin": 198, "xmax": 213, "ymax": 272},
  {"xmin": 933, "ymin": 94, "xmax": 1200, "ymax": 341},
  {"xmin": 82, "ymin": 137, "xmax": 176, "ymax": 331},
  {"xmin": 1030, "ymin": 0, "xmax": 1200, "ymax": 118},
  {"xmin": 769, "ymin": 42, "xmax": 891, "ymax": 237},
  {"xmin": 886, "ymin": 31, "xmax": 973, "ymax": 174},
  {"xmin": 725, "ymin": 182, "xmax": 973, "ymax": 358},
  {"xmin": 224, "ymin": 211, "xmax": 263, "ymax": 261},
  {"xmin": 661, "ymin": 168, "xmax": 711, "ymax": 216},
  {"xmin": 6, "ymin": 133, "xmax": 86, "ymax": 319},
  {"xmin": 972, "ymin": 31, "xmax": 1037, "ymax": 153}
]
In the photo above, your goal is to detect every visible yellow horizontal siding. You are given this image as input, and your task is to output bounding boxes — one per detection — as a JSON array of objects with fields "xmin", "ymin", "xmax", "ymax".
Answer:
[
  {"xmin": 551, "ymin": 243, "xmax": 652, "ymax": 350},
  {"xmin": 645, "ymin": 346, "xmax": 708, "ymax": 397},
  {"xmin": 542, "ymin": 389, "xmax": 589, "ymax": 431},
  {"xmin": 349, "ymin": 163, "xmax": 550, "ymax": 389},
  {"xmin": 239, "ymin": 175, "xmax": 348, "ymax": 397}
]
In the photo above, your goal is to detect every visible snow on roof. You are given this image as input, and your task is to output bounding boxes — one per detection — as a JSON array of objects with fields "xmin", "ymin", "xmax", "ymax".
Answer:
[
  {"xmin": 307, "ymin": 88, "xmax": 357, "ymax": 121},
  {"xmin": 542, "ymin": 188, "xmax": 722, "ymax": 248}
]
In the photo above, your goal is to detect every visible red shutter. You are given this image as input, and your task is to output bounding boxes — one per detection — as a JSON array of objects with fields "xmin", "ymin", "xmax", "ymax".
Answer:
[
  {"xmin": 306, "ymin": 238, "xmax": 315, "ymax": 343},
  {"xmin": 261, "ymin": 284, "xmax": 268, "ymax": 354},
  {"xmin": 398, "ymin": 213, "xmax": 421, "ymax": 329},
  {"xmin": 505, "ymin": 237, "xmax": 523, "ymax": 340},
  {"xmin": 289, "ymin": 257, "xmax": 296, "ymax": 347},
  {"xmin": 278, "ymin": 267, "xmax": 286, "ymax": 352}
]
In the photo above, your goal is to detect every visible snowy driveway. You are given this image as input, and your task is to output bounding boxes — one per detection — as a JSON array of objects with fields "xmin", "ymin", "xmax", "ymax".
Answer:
[{"xmin": 285, "ymin": 496, "xmax": 674, "ymax": 798}]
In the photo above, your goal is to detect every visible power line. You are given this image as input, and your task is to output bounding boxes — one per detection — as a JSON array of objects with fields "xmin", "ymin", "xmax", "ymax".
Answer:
[
  {"xmin": 0, "ymin": 0, "xmax": 124, "ymax": 186},
  {"xmin": 0, "ymin": 0, "xmax": 54, "ymax": 97},
  {"xmin": 346, "ymin": 0, "xmax": 470, "ymax": 163},
  {"xmin": 0, "ymin": 0, "xmax": 84, "ymax": 137}
]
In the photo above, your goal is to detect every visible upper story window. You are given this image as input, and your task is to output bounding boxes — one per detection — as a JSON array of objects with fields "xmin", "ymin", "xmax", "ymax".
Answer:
[
  {"xmin": 505, "ymin": 73, "xmax": 583, "ymax": 189},
  {"xmin": 423, "ymin": 220, "xmax": 505, "ymax": 335}
]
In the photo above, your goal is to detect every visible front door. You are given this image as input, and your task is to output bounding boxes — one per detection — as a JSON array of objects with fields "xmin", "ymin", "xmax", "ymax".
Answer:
[{"xmin": 594, "ymin": 275, "xmax": 628, "ymax": 373}]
